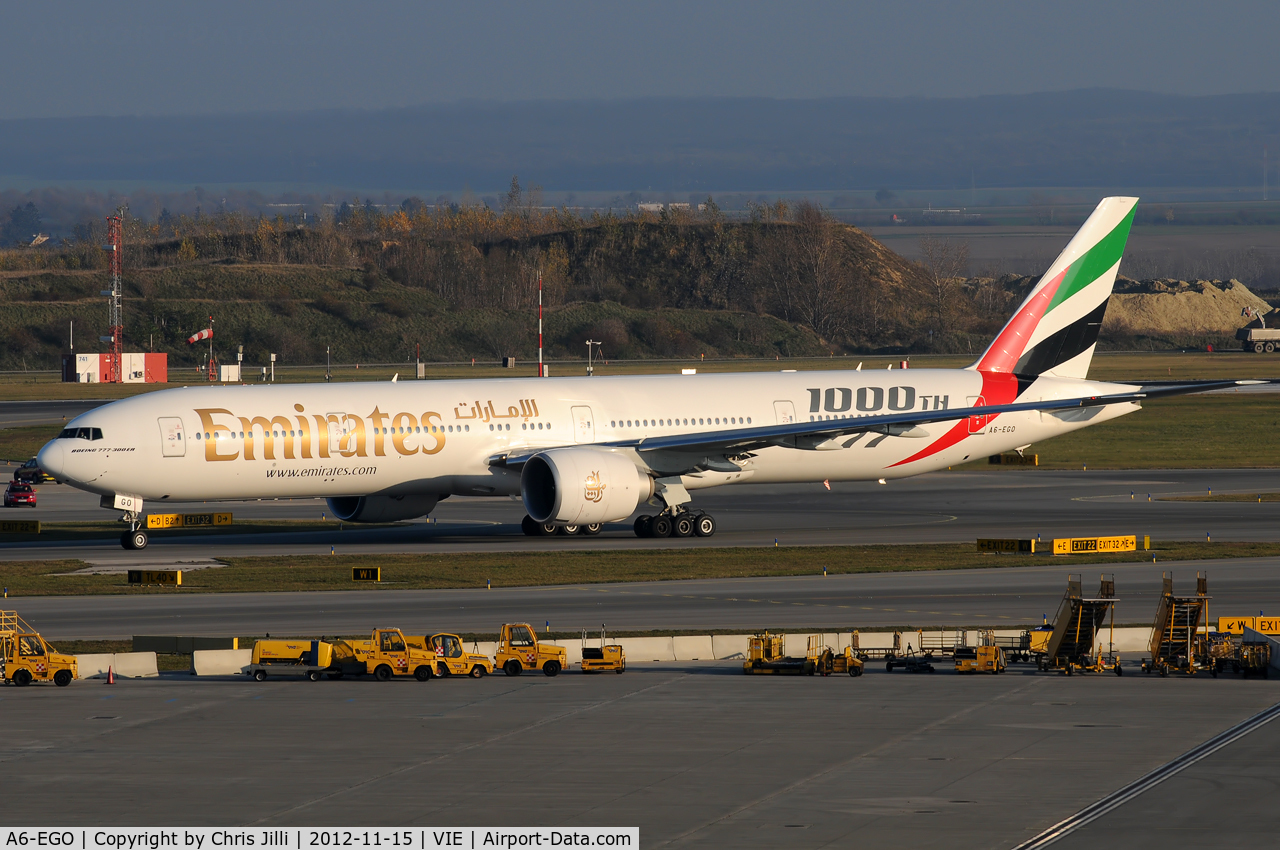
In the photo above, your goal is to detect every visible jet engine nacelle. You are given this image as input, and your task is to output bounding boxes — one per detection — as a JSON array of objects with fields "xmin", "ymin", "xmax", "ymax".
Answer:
[
  {"xmin": 326, "ymin": 494, "xmax": 440, "ymax": 523},
  {"xmin": 521, "ymin": 449, "xmax": 653, "ymax": 525}
]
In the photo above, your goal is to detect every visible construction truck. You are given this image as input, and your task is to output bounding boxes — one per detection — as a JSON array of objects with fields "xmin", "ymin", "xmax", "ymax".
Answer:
[
  {"xmin": 1, "ymin": 611, "xmax": 77, "ymax": 687},
  {"xmin": 495, "ymin": 623, "xmax": 566, "ymax": 677},
  {"xmin": 248, "ymin": 639, "xmax": 335, "ymax": 681},
  {"xmin": 808, "ymin": 635, "xmax": 863, "ymax": 677},
  {"xmin": 743, "ymin": 632, "xmax": 815, "ymax": 675},
  {"xmin": 1236, "ymin": 306, "xmax": 1280, "ymax": 353},
  {"xmin": 420, "ymin": 633, "xmax": 493, "ymax": 678},
  {"xmin": 580, "ymin": 625, "xmax": 625, "ymax": 674}
]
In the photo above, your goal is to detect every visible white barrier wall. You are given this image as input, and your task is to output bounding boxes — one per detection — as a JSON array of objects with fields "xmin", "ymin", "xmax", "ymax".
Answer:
[
  {"xmin": 76, "ymin": 652, "xmax": 159, "ymax": 679},
  {"xmin": 711, "ymin": 634, "xmax": 749, "ymax": 659},
  {"xmin": 192, "ymin": 649, "xmax": 252, "ymax": 676}
]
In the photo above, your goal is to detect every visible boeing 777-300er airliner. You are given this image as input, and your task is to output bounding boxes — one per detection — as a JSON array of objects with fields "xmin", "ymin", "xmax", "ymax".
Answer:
[{"xmin": 36, "ymin": 197, "xmax": 1266, "ymax": 548}]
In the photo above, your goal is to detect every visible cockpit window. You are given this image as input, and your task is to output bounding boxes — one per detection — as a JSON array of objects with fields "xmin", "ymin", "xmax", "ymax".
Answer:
[{"xmin": 58, "ymin": 427, "xmax": 103, "ymax": 441}]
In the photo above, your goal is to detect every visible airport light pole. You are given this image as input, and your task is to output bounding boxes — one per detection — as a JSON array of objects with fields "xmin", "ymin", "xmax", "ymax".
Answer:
[{"xmin": 586, "ymin": 340, "xmax": 601, "ymax": 376}]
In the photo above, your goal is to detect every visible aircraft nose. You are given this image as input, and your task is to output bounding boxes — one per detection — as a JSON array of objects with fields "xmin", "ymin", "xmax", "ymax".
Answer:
[{"xmin": 36, "ymin": 439, "xmax": 65, "ymax": 482}]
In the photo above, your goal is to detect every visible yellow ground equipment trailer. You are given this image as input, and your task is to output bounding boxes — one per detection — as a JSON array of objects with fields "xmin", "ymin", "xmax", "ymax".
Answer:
[
  {"xmin": 418, "ymin": 633, "xmax": 493, "ymax": 678},
  {"xmin": 808, "ymin": 635, "xmax": 863, "ymax": 677},
  {"xmin": 249, "ymin": 639, "xmax": 336, "ymax": 681},
  {"xmin": 1034, "ymin": 575, "xmax": 1122, "ymax": 675},
  {"xmin": 1, "ymin": 611, "xmax": 77, "ymax": 687},
  {"xmin": 1141, "ymin": 573, "xmax": 1210, "ymax": 677},
  {"xmin": 495, "ymin": 623, "xmax": 566, "ymax": 677},
  {"xmin": 743, "ymin": 632, "xmax": 816, "ymax": 675},
  {"xmin": 580, "ymin": 625, "xmax": 625, "ymax": 674},
  {"xmin": 954, "ymin": 639, "xmax": 1007, "ymax": 674}
]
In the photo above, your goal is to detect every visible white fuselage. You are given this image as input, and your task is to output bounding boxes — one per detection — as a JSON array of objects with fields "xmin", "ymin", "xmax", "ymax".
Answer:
[{"xmin": 41, "ymin": 369, "xmax": 1140, "ymax": 505}]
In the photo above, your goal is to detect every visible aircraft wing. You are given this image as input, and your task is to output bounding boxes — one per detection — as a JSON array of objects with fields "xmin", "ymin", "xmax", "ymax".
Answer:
[{"xmin": 489, "ymin": 379, "xmax": 1269, "ymax": 470}]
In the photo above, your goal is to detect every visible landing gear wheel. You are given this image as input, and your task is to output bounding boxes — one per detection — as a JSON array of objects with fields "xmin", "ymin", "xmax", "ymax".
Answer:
[
  {"xmin": 583, "ymin": 523, "xmax": 603, "ymax": 535},
  {"xmin": 538, "ymin": 521, "xmax": 558, "ymax": 536},
  {"xmin": 504, "ymin": 660, "xmax": 522, "ymax": 676},
  {"xmin": 651, "ymin": 515, "xmax": 673, "ymax": 537},
  {"xmin": 521, "ymin": 516, "xmax": 539, "ymax": 536},
  {"xmin": 414, "ymin": 666, "xmax": 432, "ymax": 681},
  {"xmin": 13, "ymin": 669, "xmax": 32, "ymax": 686},
  {"xmin": 543, "ymin": 660, "xmax": 561, "ymax": 677},
  {"xmin": 54, "ymin": 669, "xmax": 73, "ymax": 687},
  {"xmin": 129, "ymin": 530, "xmax": 148, "ymax": 550},
  {"xmin": 674, "ymin": 515, "xmax": 694, "ymax": 537},
  {"xmin": 694, "ymin": 513, "xmax": 717, "ymax": 537},
  {"xmin": 559, "ymin": 524, "xmax": 580, "ymax": 535},
  {"xmin": 374, "ymin": 665, "xmax": 393, "ymax": 681},
  {"xmin": 634, "ymin": 515, "xmax": 654, "ymax": 538},
  {"xmin": 253, "ymin": 670, "xmax": 267, "ymax": 682}
]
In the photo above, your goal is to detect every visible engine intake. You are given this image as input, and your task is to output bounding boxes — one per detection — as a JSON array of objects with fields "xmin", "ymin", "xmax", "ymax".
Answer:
[
  {"xmin": 326, "ymin": 494, "xmax": 440, "ymax": 523},
  {"xmin": 521, "ymin": 449, "xmax": 653, "ymax": 525}
]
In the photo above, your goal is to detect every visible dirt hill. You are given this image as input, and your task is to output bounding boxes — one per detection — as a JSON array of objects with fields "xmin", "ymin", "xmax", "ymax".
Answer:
[{"xmin": 1104, "ymin": 278, "xmax": 1271, "ymax": 336}]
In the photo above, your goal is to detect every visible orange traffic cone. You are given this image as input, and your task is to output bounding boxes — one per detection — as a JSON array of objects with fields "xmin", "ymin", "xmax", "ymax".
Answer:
[{"xmin": 106, "ymin": 666, "xmax": 115, "ymax": 685}]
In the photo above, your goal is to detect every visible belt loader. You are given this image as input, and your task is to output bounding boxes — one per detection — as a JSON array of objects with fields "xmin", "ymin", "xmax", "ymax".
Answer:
[
  {"xmin": 580, "ymin": 625, "xmax": 626, "ymax": 674},
  {"xmin": 1, "ymin": 611, "xmax": 77, "ymax": 687}
]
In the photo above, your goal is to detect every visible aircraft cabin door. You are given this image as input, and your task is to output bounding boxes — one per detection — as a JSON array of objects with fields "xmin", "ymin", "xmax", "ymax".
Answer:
[
  {"xmin": 327, "ymin": 413, "xmax": 349, "ymax": 454},
  {"xmin": 773, "ymin": 400, "xmax": 797, "ymax": 425},
  {"xmin": 158, "ymin": 417, "xmax": 186, "ymax": 457},
  {"xmin": 966, "ymin": 395, "xmax": 988, "ymax": 434},
  {"xmin": 571, "ymin": 406, "xmax": 595, "ymax": 443}
]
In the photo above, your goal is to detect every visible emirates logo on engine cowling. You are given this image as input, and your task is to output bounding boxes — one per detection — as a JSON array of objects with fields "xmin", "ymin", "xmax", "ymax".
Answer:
[{"xmin": 584, "ymin": 470, "xmax": 606, "ymax": 503}]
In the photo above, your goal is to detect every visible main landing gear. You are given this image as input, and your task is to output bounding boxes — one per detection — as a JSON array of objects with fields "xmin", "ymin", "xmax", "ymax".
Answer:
[
  {"xmin": 634, "ymin": 510, "xmax": 715, "ymax": 539},
  {"xmin": 120, "ymin": 510, "xmax": 148, "ymax": 550},
  {"xmin": 521, "ymin": 516, "xmax": 603, "ymax": 537}
]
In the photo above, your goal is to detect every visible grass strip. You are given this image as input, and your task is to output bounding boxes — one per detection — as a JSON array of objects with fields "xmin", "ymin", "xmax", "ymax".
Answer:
[
  {"xmin": 0, "ymin": 519, "xmax": 402, "ymax": 543},
  {"xmin": 5, "ymin": 541, "xmax": 1280, "ymax": 597}
]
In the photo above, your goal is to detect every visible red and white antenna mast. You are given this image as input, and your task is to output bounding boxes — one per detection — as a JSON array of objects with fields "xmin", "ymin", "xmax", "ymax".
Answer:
[
  {"xmin": 103, "ymin": 207, "xmax": 126, "ymax": 382},
  {"xmin": 537, "ymin": 270, "xmax": 544, "ymax": 377}
]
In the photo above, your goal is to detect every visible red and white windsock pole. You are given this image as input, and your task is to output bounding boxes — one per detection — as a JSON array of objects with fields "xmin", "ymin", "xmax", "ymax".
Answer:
[{"xmin": 537, "ymin": 271, "xmax": 544, "ymax": 377}]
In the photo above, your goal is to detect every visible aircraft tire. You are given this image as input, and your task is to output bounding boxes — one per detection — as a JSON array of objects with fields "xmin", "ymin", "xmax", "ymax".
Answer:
[
  {"xmin": 130, "ymin": 530, "xmax": 149, "ymax": 550},
  {"xmin": 521, "ymin": 516, "xmax": 539, "ymax": 536},
  {"xmin": 559, "ymin": 524, "xmax": 580, "ymax": 535},
  {"xmin": 673, "ymin": 515, "xmax": 695, "ymax": 537},
  {"xmin": 694, "ymin": 514, "xmax": 717, "ymax": 537},
  {"xmin": 651, "ymin": 515, "xmax": 673, "ymax": 537},
  {"xmin": 634, "ymin": 515, "xmax": 653, "ymax": 538},
  {"xmin": 538, "ymin": 521, "xmax": 558, "ymax": 536},
  {"xmin": 583, "ymin": 523, "xmax": 603, "ymax": 535}
]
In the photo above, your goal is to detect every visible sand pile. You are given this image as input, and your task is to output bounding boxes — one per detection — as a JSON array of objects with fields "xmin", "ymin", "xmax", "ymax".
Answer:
[{"xmin": 1103, "ymin": 278, "xmax": 1272, "ymax": 335}]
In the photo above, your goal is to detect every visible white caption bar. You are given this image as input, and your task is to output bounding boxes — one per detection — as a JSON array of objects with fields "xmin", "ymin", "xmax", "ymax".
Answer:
[{"xmin": 1, "ymin": 830, "xmax": 638, "ymax": 850}]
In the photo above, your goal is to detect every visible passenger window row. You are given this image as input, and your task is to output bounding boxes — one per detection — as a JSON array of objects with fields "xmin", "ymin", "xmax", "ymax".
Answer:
[{"xmin": 608, "ymin": 417, "xmax": 751, "ymax": 429}]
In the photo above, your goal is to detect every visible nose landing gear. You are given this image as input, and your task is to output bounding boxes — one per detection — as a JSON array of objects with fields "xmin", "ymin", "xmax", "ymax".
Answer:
[{"xmin": 119, "ymin": 509, "xmax": 148, "ymax": 550}]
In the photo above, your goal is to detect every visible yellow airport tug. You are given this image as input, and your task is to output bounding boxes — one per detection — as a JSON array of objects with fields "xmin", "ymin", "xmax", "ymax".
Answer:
[{"xmin": 580, "ymin": 625, "xmax": 626, "ymax": 674}]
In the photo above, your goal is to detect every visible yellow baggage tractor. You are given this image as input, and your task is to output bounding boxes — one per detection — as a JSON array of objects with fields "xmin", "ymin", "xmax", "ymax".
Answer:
[
  {"xmin": 495, "ymin": 623, "xmax": 567, "ymax": 677},
  {"xmin": 580, "ymin": 625, "xmax": 626, "ymax": 674},
  {"xmin": 422, "ymin": 633, "xmax": 494, "ymax": 678},
  {"xmin": 808, "ymin": 636, "xmax": 864, "ymax": 677}
]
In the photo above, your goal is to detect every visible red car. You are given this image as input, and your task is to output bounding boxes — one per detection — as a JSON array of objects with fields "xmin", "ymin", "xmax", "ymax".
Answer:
[
  {"xmin": 3, "ymin": 482, "xmax": 36, "ymax": 507},
  {"xmin": 13, "ymin": 458, "xmax": 55, "ymax": 484}
]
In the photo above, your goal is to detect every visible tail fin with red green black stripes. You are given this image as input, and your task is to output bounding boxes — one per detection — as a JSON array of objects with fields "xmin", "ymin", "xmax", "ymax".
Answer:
[{"xmin": 973, "ymin": 196, "xmax": 1138, "ymax": 379}]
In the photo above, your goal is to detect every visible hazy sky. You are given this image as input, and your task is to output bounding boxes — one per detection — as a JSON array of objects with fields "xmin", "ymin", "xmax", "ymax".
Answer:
[{"xmin": 4, "ymin": 0, "xmax": 1278, "ymax": 119}]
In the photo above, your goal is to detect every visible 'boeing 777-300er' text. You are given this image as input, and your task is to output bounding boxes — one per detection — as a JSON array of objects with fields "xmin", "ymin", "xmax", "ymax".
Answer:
[{"xmin": 36, "ymin": 197, "xmax": 1265, "ymax": 548}]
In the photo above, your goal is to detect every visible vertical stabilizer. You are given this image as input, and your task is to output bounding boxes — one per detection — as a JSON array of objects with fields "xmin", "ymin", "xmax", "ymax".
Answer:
[{"xmin": 973, "ymin": 197, "xmax": 1138, "ymax": 378}]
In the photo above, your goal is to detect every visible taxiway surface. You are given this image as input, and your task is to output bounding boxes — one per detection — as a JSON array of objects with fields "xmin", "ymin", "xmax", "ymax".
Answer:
[{"xmin": 4, "ymin": 468, "xmax": 1280, "ymax": 563}]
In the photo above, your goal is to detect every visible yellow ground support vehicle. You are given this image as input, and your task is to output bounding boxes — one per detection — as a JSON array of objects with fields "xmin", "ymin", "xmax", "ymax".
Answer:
[
  {"xmin": 954, "ymin": 645, "xmax": 1007, "ymax": 674},
  {"xmin": 422, "ymin": 633, "xmax": 493, "ymax": 678},
  {"xmin": 743, "ymin": 631, "xmax": 815, "ymax": 675},
  {"xmin": 495, "ymin": 623, "xmax": 566, "ymax": 677},
  {"xmin": 335, "ymin": 629, "xmax": 436, "ymax": 681},
  {"xmin": 808, "ymin": 636, "xmax": 864, "ymax": 677},
  {"xmin": 580, "ymin": 626, "xmax": 626, "ymax": 674},
  {"xmin": 249, "ymin": 639, "xmax": 335, "ymax": 681},
  {"xmin": 1, "ymin": 611, "xmax": 77, "ymax": 687}
]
